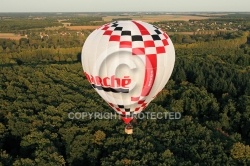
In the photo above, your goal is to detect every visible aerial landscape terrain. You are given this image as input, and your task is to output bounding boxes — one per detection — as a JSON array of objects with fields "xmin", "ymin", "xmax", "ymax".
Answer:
[{"xmin": 0, "ymin": 12, "xmax": 250, "ymax": 165}]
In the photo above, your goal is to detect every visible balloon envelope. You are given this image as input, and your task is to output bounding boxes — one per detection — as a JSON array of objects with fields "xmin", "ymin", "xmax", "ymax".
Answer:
[{"xmin": 81, "ymin": 21, "xmax": 175, "ymax": 123}]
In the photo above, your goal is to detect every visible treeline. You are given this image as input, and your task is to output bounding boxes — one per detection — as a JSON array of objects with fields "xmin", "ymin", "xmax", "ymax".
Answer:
[
  {"xmin": 0, "ymin": 19, "xmax": 61, "ymax": 32},
  {"xmin": 171, "ymin": 31, "xmax": 247, "ymax": 44},
  {"xmin": 1, "ymin": 47, "xmax": 81, "ymax": 64},
  {"xmin": 0, "ymin": 29, "xmax": 88, "ymax": 51},
  {"xmin": 65, "ymin": 17, "xmax": 104, "ymax": 26},
  {"xmin": 1, "ymin": 31, "xmax": 249, "ymax": 65},
  {"xmin": 0, "ymin": 30, "xmax": 88, "ymax": 64}
]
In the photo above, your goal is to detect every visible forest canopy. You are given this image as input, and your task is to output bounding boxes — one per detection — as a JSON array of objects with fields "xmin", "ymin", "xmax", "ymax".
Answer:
[{"xmin": 0, "ymin": 13, "xmax": 250, "ymax": 165}]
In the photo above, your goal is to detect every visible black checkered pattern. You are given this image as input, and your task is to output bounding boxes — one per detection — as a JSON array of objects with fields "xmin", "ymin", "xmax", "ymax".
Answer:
[
  {"xmin": 108, "ymin": 102, "xmax": 133, "ymax": 116},
  {"xmin": 100, "ymin": 21, "xmax": 169, "ymax": 55},
  {"xmin": 108, "ymin": 99, "xmax": 148, "ymax": 116}
]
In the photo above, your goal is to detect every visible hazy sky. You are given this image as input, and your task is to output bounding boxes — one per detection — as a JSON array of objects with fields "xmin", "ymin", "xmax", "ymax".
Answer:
[{"xmin": 0, "ymin": 0, "xmax": 249, "ymax": 12}]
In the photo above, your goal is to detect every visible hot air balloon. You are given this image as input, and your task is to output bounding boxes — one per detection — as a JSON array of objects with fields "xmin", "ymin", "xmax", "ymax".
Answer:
[{"xmin": 81, "ymin": 20, "xmax": 175, "ymax": 134}]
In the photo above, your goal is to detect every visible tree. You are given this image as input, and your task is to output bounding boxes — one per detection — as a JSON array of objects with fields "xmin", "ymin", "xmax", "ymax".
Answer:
[
  {"xmin": 231, "ymin": 142, "xmax": 250, "ymax": 164},
  {"xmin": 94, "ymin": 130, "xmax": 106, "ymax": 145}
]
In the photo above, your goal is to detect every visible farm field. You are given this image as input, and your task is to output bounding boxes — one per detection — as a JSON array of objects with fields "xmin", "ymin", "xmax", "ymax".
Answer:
[
  {"xmin": 102, "ymin": 14, "xmax": 215, "ymax": 22},
  {"xmin": 66, "ymin": 25, "xmax": 100, "ymax": 30},
  {"xmin": 0, "ymin": 33, "xmax": 27, "ymax": 40}
]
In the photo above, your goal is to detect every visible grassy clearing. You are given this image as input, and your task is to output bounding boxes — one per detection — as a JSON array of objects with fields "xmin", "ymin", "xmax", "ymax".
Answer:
[{"xmin": 0, "ymin": 33, "xmax": 27, "ymax": 40}]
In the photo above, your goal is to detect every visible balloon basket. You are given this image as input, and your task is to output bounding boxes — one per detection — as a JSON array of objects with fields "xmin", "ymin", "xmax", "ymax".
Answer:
[
  {"xmin": 125, "ymin": 128, "xmax": 133, "ymax": 134},
  {"xmin": 125, "ymin": 123, "xmax": 133, "ymax": 134}
]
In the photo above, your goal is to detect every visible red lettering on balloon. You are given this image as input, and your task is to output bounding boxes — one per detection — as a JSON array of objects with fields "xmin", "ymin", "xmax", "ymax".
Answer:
[
  {"xmin": 103, "ymin": 77, "xmax": 110, "ymax": 86},
  {"xmin": 84, "ymin": 72, "xmax": 131, "ymax": 89}
]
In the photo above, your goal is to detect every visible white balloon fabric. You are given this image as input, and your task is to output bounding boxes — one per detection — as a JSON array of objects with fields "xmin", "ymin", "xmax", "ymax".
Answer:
[{"xmin": 81, "ymin": 20, "xmax": 175, "ymax": 124}]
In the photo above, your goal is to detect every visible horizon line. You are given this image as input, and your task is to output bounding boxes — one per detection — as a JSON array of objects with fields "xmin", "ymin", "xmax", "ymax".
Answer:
[{"xmin": 0, "ymin": 11, "xmax": 250, "ymax": 13}]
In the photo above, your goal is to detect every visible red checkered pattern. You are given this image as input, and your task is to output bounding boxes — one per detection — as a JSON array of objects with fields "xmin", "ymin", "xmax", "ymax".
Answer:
[
  {"xmin": 100, "ymin": 21, "xmax": 169, "ymax": 56},
  {"xmin": 134, "ymin": 100, "xmax": 148, "ymax": 112}
]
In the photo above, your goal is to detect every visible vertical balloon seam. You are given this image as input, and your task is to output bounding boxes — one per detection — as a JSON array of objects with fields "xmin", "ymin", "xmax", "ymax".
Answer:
[
  {"xmin": 116, "ymin": 22, "xmax": 127, "ymax": 116},
  {"xmin": 132, "ymin": 21, "xmax": 157, "ymax": 99},
  {"xmin": 126, "ymin": 21, "xmax": 138, "ymax": 117},
  {"xmin": 131, "ymin": 21, "xmax": 158, "ymax": 115},
  {"xmin": 144, "ymin": 22, "xmax": 169, "ymax": 101},
  {"xmin": 106, "ymin": 21, "xmax": 125, "ymax": 117}
]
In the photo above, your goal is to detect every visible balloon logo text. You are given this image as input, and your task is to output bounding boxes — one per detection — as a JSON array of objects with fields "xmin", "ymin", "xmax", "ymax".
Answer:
[{"xmin": 84, "ymin": 72, "xmax": 131, "ymax": 93}]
